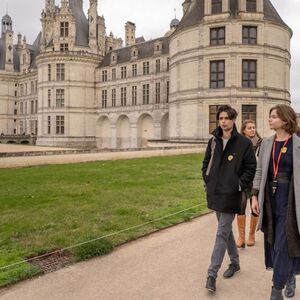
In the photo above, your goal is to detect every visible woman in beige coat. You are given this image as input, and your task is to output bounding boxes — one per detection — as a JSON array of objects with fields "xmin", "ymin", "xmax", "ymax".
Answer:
[{"xmin": 251, "ymin": 105, "xmax": 300, "ymax": 300}]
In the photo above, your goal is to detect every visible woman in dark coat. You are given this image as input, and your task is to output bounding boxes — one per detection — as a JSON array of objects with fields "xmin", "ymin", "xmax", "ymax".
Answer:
[{"xmin": 252, "ymin": 104, "xmax": 300, "ymax": 300}]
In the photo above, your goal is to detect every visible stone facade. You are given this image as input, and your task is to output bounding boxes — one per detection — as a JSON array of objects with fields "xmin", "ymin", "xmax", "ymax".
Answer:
[{"xmin": 0, "ymin": 0, "xmax": 293, "ymax": 148}]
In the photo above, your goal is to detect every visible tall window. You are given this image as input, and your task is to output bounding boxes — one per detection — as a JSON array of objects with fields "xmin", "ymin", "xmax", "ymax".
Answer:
[
  {"xmin": 56, "ymin": 64, "xmax": 65, "ymax": 81},
  {"xmin": 112, "ymin": 89, "xmax": 116, "ymax": 107},
  {"xmin": 48, "ymin": 89, "xmax": 51, "ymax": 108},
  {"xmin": 143, "ymin": 84, "xmax": 150, "ymax": 104},
  {"xmin": 35, "ymin": 100, "xmax": 38, "ymax": 114},
  {"xmin": 121, "ymin": 66, "xmax": 127, "ymax": 79},
  {"xmin": 35, "ymin": 120, "xmax": 38, "ymax": 135},
  {"xmin": 132, "ymin": 86, "xmax": 137, "ymax": 106},
  {"xmin": 210, "ymin": 27, "xmax": 225, "ymax": 46},
  {"xmin": 102, "ymin": 90, "xmax": 107, "ymax": 108},
  {"xmin": 56, "ymin": 116, "xmax": 64, "ymax": 135},
  {"xmin": 212, "ymin": 0, "xmax": 222, "ymax": 14},
  {"xmin": 112, "ymin": 68, "xmax": 116, "ymax": 80},
  {"xmin": 20, "ymin": 102, "xmax": 23, "ymax": 115},
  {"xmin": 242, "ymin": 26, "xmax": 257, "ymax": 45},
  {"xmin": 31, "ymin": 101, "xmax": 34, "ymax": 114},
  {"xmin": 47, "ymin": 116, "xmax": 51, "ymax": 134},
  {"xmin": 166, "ymin": 81, "xmax": 170, "ymax": 103},
  {"xmin": 60, "ymin": 22, "xmax": 69, "ymax": 37},
  {"xmin": 242, "ymin": 105, "xmax": 257, "ymax": 123},
  {"xmin": 132, "ymin": 64, "xmax": 137, "ymax": 77},
  {"xmin": 247, "ymin": 0, "xmax": 256, "ymax": 12},
  {"xmin": 155, "ymin": 82, "xmax": 160, "ymax": 104},
  {"xmin": 143, "ymin": 62, "xmax": 149, "ymax": 75},
  {"xmin": 210, "ymin": 60, "xmax": 225, "ymax": 89},
  {"xmin": 102, "ymin": 70, "xmax": 108, "ymax": 82},
  {"xmin": 242, "ymin": 60, "xmax": 257, "ymax": 88},
  {"xmin": 20, "ymin": 84, "xmax": 24, "ymax": 96},
  {"xmin": 209, "ymin": 105, "xmax": 225, "ymax": 133},
  {"xmin": 30, "ymin": 81, "xmax": 34, "ymax": 95},
  {"xmin": 121, "ymin": 87, "xmax": 127, "ymax": 106},
  {"xmin": 156, "ymin": 59, "xmax": 161, "ymax": 73},
  {"xmin": 60, "ymin": 43, "xmax": 68, "ymax": 51},
  {"xmin": 20, "ymin": 120, "xmax": 24, "ymax": 134},
  {"xmin": 48, "ymin": 64, "xmax": 51, "ymax": 81},
  {"xmin": 167, "ymin": 58, "xmax": 170, "ymax": 71},
  {"xmin": 56, "ymin": 89, "xmax": 65, "ymax": 107}
]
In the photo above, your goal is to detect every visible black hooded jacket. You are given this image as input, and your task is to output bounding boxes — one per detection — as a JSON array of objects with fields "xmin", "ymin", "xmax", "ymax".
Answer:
[{"xmin": 202, "ymin": 125, "xmax": 257, "ymax": 213}]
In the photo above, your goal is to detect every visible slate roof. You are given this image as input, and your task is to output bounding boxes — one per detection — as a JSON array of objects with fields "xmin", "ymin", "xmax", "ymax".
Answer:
[
  {"xmin": 175, "ymin": 0, "xmax": 291, "ymax": 33},
  {"xmin": 100, "ymin": 37, "xmax": 169, "ymax": 68},
  {"xmin": 69, "ymin": 0, "xmax": 89, "ymax": 47}
]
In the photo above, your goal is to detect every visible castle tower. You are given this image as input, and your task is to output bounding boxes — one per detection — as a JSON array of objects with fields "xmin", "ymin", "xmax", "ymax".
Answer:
[
  {"xmin": 1, "ymin": 14, "xmax": 12, "ymax": 37},
  {"xmin": 97, "ymin": 15, "xmax": 106, "ymax": 56},
  {"xmin": 125, "ymin": 21, "xmax": 136, "ymax": 47},
  {"xmin": 2, "ymin": 14, "xmax": 14, "ymax": 71},
  {"xmin": 45, "ymin": 0, "xmax": 55, "ymax": 13},
  {"xmin": 88, "ymin": 0, "xmax": 98, "ymax": 53}
]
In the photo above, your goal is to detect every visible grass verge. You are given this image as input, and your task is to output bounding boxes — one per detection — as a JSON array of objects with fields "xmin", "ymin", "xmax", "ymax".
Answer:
[{"xmin": 0, "ymin": 154, "xmax": 207, "ymax": 287}]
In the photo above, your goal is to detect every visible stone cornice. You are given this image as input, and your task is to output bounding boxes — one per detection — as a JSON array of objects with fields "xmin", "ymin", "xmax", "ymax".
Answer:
[
  {"xmin": 36, "ymin": 51, "xmax": 102, "ymax": 65},
  {"xmin": 170, "ymin": 44, "xmax": 291, "ymax": 62}
]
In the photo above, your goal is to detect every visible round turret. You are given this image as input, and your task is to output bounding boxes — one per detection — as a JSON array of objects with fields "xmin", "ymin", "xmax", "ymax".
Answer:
[
  {"xmin": 2, "ymin": 14, "xmax": 12, "ymax": 34},
  {"xmin": 170, "ymin": 18, "xmax": 180, "ymax": 29}
]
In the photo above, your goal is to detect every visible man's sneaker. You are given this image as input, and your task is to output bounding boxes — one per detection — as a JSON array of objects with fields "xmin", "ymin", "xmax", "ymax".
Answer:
[
  {"xmin": 284, "ymin": 275, "xmax": 296, "ymax": 298},
  {"xmin": 223, "ymin": 263, "xmax": 240, "ymax": 278},
  {"xmin": 205, "ymin": 276, "xmax": 216, "ymax": 293}
]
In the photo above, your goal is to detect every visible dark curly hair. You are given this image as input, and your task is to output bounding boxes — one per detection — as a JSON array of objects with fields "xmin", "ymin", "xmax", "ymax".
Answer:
[{"xmin": 217, "ymin": 105, "xmax": 238, "ymax": 121}]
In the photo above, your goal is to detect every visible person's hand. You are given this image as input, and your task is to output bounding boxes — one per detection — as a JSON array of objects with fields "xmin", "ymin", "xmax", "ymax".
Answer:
[{"xmin": 251, "ymin": 195, "xmax": 260, "ymax": 215}]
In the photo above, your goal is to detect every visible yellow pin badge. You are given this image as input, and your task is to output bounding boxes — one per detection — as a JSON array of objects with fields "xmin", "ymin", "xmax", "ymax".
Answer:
[
  {"xmin": 228, "ymin": 155, "xmax": 234, "ymax": 161},
  {"xmin": 281, "ymin": 147, "xmax": 287, "ymax": 154}
]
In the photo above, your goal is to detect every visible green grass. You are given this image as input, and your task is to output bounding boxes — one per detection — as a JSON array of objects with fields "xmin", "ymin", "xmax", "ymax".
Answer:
[{"xmin": 0, "ymin": 154, "xmax": 207, "ymax": 287}]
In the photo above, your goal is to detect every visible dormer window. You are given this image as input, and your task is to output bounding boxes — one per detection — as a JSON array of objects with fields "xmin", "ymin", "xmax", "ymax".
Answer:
[
  {"xmin": 212, "ymin": 0, "xmax": 222, "ymax": 14},
  {"xmin": 154, "ymin": 41, "xmax": 163, "ymax": 54},
  {"xmin": 131, "ymin": 46, "xmax": 138, "ymax": 58},
  {"xmin": 110, "ymin": 52, "xmax": 117, "ymax": 65},
  {"xmin": 247, "ymin": 0, "xmax": 256, "ymax": 12}
]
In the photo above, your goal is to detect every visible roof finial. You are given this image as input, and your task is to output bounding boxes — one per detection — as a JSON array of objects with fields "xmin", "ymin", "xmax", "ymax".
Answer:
[
  {"xmin": 6, "ymin": 2, "xmax": 8, "ymax": 14},
  {"xmin": 174, "ymin": 8, "xmax": 177, "ymax": 19}
]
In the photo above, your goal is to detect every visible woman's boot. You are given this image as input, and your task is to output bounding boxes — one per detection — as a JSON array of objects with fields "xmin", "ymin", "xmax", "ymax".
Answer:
[
  {"xmin": 247, "ymin": 214, "xmax": 258, "ymax": 246},
  {"xmin": 236, "ymin": 215, "xmax": 246, "ymax": 248},
  {"xmin": 270, "ymin": 287, "xmax": 283, "ymax": 300},
  {"xmin": 284, "ymin": 275, "xmax": 296, "ymax": 298}
]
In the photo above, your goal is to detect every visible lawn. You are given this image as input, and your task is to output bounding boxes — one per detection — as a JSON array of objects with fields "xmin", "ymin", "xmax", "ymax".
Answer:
[{"xmin": 0, "ymin": 154, "xmax": 207, "ymax": 287}]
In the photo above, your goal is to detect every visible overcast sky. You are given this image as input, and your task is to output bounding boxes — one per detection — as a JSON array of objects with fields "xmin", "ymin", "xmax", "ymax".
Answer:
[{"xmin": 1, "ymin": 0, "xmax": 299, "ymax": 111}]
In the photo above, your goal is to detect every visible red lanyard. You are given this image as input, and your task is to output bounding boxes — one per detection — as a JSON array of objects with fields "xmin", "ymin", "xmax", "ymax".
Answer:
[{"xmin": 272, "ymin": 137, "xmax": 290, "ymax": 179}]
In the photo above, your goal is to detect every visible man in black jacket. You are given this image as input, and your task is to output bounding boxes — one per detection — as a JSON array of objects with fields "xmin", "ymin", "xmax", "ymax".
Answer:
[{"xmin": 202, "ymin": 105, "xmax": 257, "ymax": 293}]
